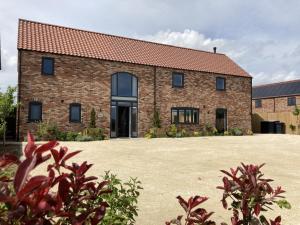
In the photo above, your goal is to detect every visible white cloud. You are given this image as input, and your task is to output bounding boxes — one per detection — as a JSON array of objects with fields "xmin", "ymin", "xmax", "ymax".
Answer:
[{"xmin": 139, "ymin": 29, "xmax": 300, "ymax": 85}]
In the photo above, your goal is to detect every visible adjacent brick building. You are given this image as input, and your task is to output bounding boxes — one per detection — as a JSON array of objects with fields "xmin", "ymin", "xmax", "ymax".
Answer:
[
  {"xmin": 17, "ymin": 19, "xmax": 252, "ymax": 139},
  {"xmin": 252, "ymin": 80, "xmax": 300, "ymax": 133}
]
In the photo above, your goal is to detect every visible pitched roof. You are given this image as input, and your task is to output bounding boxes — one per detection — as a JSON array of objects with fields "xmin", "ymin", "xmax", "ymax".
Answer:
[
  {"xmin": 253, "ymin": 79, "xmax": 300, "ymax": 99},
  {"xmin": 18, "ymin": 19, "xmax": 251, "ymax": 78}
]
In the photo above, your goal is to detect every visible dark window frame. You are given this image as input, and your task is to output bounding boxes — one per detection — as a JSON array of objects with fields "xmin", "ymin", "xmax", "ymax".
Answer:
[
  {"xmin": 216, "ymin": 77, "xmax": 226, "ymax": 91},
  {"xmin": 255, "ymin": 99, "xmax": 262, "ymax": 108},
  {"xmin": 28, "ymin": 101, "xmax": 42, "ymax": 122},
  {"xmin": 171, "ymin": 107, "xmax": 199, "ymax": 124},
  {"xmin": 287, "ymin": 96, "xmax": 296, "ymax": 106},
  {"xmin": 69, "ymin": 103, "xmax": 82, "ymax": 123},
  {"xmin": 111, "ymin": 72, "xmax": 138, "ymax": 97},
  {"xmin": 41, "ymin": 57, "xmax": 55, "ymax": 75},
  {"xmin": 172, "ymin": 72, "xmax": 184, "ymax": 88}
]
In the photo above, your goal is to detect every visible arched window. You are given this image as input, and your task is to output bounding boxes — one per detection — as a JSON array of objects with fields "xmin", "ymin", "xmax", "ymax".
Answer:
[{"xmin": 111, "ymin": 72, "xmax": 137, "ymax": 97}]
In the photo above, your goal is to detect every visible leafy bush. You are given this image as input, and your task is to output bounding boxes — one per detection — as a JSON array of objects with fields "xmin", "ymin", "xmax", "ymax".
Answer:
[
  {"xmin": 244, "ymin": 129, "xmax": 253, "ymax": 135},
  {"xmin": 228, "ymin": 128, "xmax": 243, "ymax": 136},
  {"xmin": 37, "ymin": 121, "xmax": 60, "ymax": 140},
  {"xmin": 217, "ymin": 163, "xmax": 290, "ymax": 225},
  {"xmin": 166, "ymin": 196, "xmax": 215, "ymax": 225},
  {"xmin": 167, "ymin": 163, "xmax": 290, "ymax": 225},
  {"xmin": 199, "ymin": 123, "xmax": 218, "ymax": 136},
  {"xmin": 76, "ymin": 134, "xmax": 94, "ymax": 142},
  {"xmin": 152, "ymin": 109, "xmax": 161, "ymax": 128},
  {"xmin": 101, "ymin": 171, "xmax": 143, "ymax": 225},
  {"xmin": 289, "ymin": 124, "xmax": 296, "ymax": 132},
  {"xmin": 82, "ymin": 127, "xmax": 105, "ymax": 140},
  {"xmin": 166, "ymin": 124, "xmax": 178, "ymax": 137},
  {"xmin": 0, "ymin": 132, "xmax": 110, "ymax": 225},
  {"xmin": 65, "ymin": 131, "xmax": 79, "ymax": 141},
  {"xmin": 145, "ymin": 127, "xmax": 158, "ymax": 139},
  {"xmin": 89, "ymin": 108, "xmax": 96, "ymax": 128}
]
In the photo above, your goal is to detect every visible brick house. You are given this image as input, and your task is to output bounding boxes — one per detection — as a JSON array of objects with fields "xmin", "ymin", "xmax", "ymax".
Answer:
[
  {"xmin": 252, "ymin": 79, "xmax": 300, "ymax": 133},
  {"xmin": 17, "ymin": 19, "xmax": 252, "ymax": 139}
]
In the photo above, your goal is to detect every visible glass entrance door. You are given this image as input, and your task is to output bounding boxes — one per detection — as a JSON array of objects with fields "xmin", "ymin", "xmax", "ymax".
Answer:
[{"xmin": 110, "ymin": 101, "xmax": 138, "ymax": 138}]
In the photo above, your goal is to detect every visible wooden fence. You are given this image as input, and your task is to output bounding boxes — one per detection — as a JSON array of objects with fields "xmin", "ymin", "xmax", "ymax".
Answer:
[{"xmin": 252, "ymin": 112, "xmax": 300, "ymax": 134}]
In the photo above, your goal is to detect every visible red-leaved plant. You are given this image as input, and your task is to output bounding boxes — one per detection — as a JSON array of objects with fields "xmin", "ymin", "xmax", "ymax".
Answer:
[
  {"xmin": 165, "ymin": 196, "xmax": 215, "ymax": 225},
  {"xmin": 166, "ymin": 163, "xmax": 290, "ymax": 225},
  {"xmin": 0, "ymin": 132, "xmax": 110, "ymax": 225},
  {"xmin": 217, "ymin": 163, "xmax": 291, "ymax": 225}
]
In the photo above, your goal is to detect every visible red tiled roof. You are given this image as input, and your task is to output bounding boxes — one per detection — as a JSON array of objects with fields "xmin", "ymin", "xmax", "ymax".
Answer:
[{"xmin": 18, "ymin": 19, "xmax": 251, "ymax": 77}]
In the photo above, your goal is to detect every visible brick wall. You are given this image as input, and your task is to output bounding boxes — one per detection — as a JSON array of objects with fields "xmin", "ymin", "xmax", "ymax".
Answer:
[
  {"xmin": 252, "ymin": 96, "xmax": 300, "ymax": 113},
  {"xmin": 18, "ymin": 50, "xmax": 252, "ymax": 139}
]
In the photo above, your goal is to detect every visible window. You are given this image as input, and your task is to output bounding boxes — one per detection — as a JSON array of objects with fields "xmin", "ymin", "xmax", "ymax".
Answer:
[
  {"xmin": 172, "ymin": 72, "xmax": 184, "ymax": 88},
  {"xmin": 216, "ymin": 77, "xmax": 226, "ymax": 90},
  {"xmin": 42, "ymin": 57, "xmax": 54, "ymax": 75},
  {"xmin": 287, "ymin": 96, "xmax": 296, "ymax": 106},
  {"xmin": 28, "ymin": 101, "xmax": 42, "ymax": 122},
  {"xmin": 255, "ymin": 99, "xmax": 262, "ymax": 108},
  {"xmin": 171, "ymin": 107, "xmax": 199, "ymax": 124},
  {"xmin": 69, "ymin": 103, "xmax": 81, "ymax": 123},
  {"xmin": 111, "ymin": 72, "xmax": 138, "ymax": 97}
]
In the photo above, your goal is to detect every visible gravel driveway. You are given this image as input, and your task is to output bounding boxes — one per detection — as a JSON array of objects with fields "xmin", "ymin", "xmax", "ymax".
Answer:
[{"xmin": 31, "ymin": 134, "xmax": 300, "ymax": 225}]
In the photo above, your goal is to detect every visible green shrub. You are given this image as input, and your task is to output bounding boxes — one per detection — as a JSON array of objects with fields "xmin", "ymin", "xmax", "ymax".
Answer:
[
  {"xmin": 89, "ymin": 108, "xmax": 96, "ymax": 128},
  {"xmin": 65, "ymin": 131, "xmax": 79, "ymax": 141},
  {"xmin": 166, "ymin": 124, "xmax": 177, "ymax": 137},
  {"xmin": 224, "ymin": 130, "xmax": 230, "ymax": 136},
  {"xmin": 82, "ymin": 127, "xmax": 105, "ymax": 140},
  {"xmin": 101, "ymin": 171, "xmax": 143, "ymax": 225},
  {"xmin": 145, "ymin": 127, "xmax": 157, "ymax": 139},
  {"xmin": 152, "ymin": 109, "xmax": 161, "ymax": 128},
  {"xmin": 289, "ymin": 124, "xmax": 296, "ymax": 132},
  {"xmin": 229, "ymin": 127, "xmax": 243, "ymax": 136},
  {"xmin": 37, "ymin": 121, "xmax": 60, "ymax": 140},
  {"xmin": 76, "ymin": 135, "xmax": 94, "ymax": 142},
  {"xmin": 245, "ymin": 129, "xmax": 253, "ymax": 135},
  {"xmin": 193, "ymin": 131, "xmax": 200, "ymax": 137}
]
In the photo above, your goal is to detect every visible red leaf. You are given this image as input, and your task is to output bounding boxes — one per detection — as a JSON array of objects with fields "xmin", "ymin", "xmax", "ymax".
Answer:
[
  {"xmin": 58, "ymin": 178, "xmax": 70, "ymax": 202},
  {"xmin": 91, "ymin": 203, "xmax": 109, "ymax": 225},
  {"xmin": 14, "ymin": 155, "xmax": 37, "ymax": 192},
  {"xmin": 0, "ymin": 154, "xmax": 20, "ymax": 167},
  {"xmin": 24, "ymin": 132, "xmax": 36, "ymax": 158},
  {"xmin": 17, "ymin": 175, "xmax": 49, "ymax": 200},
  {"xmin": 63, "ymin": 150, "xmax": 82, "ymax": 162},
  {"xmin": 35, "ymin": 141, "xmax": 58, "ymax": 155},
  {"xmin": 51, "ymin": 149, "xmax": 60, "ymax": 164},
  {"xmin": 254, "ymin": 203, "xmax": 261, "ymax": 216},
  {"xmin": 177, "ymin": 196, "xmax": 188, "ymax": 212},
  {"xmin": 189, "ymin": 196, "xmax": 208, "ymax": 209}
]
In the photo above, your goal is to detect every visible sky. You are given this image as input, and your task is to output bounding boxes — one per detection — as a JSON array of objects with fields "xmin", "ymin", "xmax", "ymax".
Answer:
[{"xmin": 1, "ymin": 0, "xmax": 300, "ymax": 90}]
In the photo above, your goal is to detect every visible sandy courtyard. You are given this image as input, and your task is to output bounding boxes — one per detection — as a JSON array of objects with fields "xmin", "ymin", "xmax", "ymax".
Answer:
[{"xmin": 25, "ymin": 134, "xmax": 300, "ymax": 224}]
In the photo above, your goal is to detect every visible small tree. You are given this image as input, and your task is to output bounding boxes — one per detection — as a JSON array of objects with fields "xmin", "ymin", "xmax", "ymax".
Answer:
[
  {"xmin": 0, "ymin": 86, "xmax": 17, "ymax": 146},
  {"xmin": 152, "ymin": 109, "xmax": 161, "ymax": 128},
  {"xmin": 89, "ymin": 108, "xmax": 96, "ymax": 128},
  {"xmin": 292, "ymin": 105, "xmax": 300, "ymax": 134}
]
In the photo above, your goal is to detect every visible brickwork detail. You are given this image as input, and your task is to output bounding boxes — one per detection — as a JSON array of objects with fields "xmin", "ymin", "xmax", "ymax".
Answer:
[{"xmin": 18, "ymin": 50, "xmax": 252, "ymax": 139}]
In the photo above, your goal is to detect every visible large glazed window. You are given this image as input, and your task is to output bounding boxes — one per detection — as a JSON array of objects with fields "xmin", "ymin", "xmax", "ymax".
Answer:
[
  {"xmin": 171, "ymin": 107, "xmax": 199, "ymax": 124},
  {"xmin": 111, "ymin": 72, "xmax": 137, "ymax": 97}
]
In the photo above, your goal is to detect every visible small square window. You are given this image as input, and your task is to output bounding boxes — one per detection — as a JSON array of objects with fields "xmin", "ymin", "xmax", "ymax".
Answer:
[
  {"xmin": 255, "ymin": 99, "xmax": 262, "ymax": 108},
  {"xmin": 287, "ymin": 97, "xmax": 296, "ymax": 106},
  {"xmin": 216, "ymin": 77, "xmax": 226, "ymax": 91},
  {"xmin": 28, "ymin": 102, "xmax": 42, "ymax": 122},
  {"xmin": 172, "ymin": 73, "xmax": 184, "ymax": 88},
  {"xmin": 42, "ymin": 57, "xmax": 54, "ymax": 75},
  {"xmin": 70, "ymin": 103, "xmax": 81, "ymax": 123}
]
